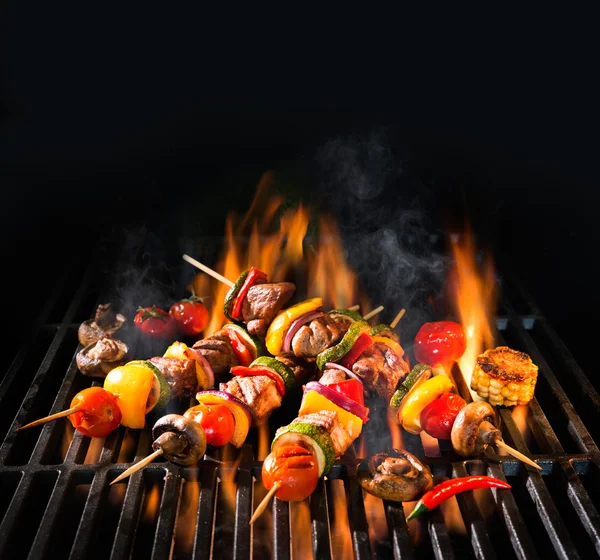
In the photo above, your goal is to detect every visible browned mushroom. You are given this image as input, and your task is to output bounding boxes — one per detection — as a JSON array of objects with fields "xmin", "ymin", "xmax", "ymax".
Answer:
[
  {"xmin": 78, "ymin": 304, "xmax": 126, "ymax": 346},
  {"xmin": 356, "ymin": 448, "xmax": 433, "ymax": 502},
  {"xmin": 151, "ymin": 414, "xmax": 207, "ymax": 466},
  {"xmin": 76, "ymin": 337, "xmax": 129, "ymax": 378},
  {"xmin": 450, "ymin": 401, "xmax": 500, "ymax": 457}
]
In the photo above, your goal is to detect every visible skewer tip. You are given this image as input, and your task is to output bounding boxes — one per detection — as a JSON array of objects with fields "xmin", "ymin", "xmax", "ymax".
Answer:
[{"xmin": 249, "ymin": 481, "xmax": 282, "ymax": 525}]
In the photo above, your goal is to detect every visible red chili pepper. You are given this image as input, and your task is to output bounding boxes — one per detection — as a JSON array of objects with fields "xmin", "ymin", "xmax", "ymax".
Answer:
[
  {"xmin": 231, "ymin": 268, "xmax": 267, "ymax": 319},
  {"xmin": 406, "ymin": 475, "xmax": 511, "ymax": 521},
  {"xmin": 340, "ymin": 333, "xmax": 373, "ymax": 369},
  {"xmin": 230, "ymin": 365, "xmax": 286, "ymax": 397}
]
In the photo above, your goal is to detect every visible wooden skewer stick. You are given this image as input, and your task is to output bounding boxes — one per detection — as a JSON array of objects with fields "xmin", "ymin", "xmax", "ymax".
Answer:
[
  {"xmin": 347, "ymin": 304, "xmax": 360, "ymax": 311},
  {"xmin": 363, "ymin": 305, "xmax": 384, "ymax": 321},
  {"xmin": 390, "ymin": 308, "xmax": 406, "ymax": 329},
  {"xmin": 17, "ymin": 406, "xmax": 81, "ymax": 431},
  {"xmin": 495, "ymin": 439, "xmax": 542, "ymax": 471},
  {"xmin": 249, "ymin": 480, "xmax": 282, "ymax": 525},
  {"xmin": 110, "ymin": 448, "xmax": 164, "ymax": 485},
  {"xmin": 182, "ymin": 254, "xmax": 234, "ymax": 288}
]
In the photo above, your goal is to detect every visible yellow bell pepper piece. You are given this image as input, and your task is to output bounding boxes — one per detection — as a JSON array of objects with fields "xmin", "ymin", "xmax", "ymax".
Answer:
[
  {"xmin": 299, "ymin": 389, "xmax": 363, "ymax": 440},
  {"xmin": 398, "ymin": 375, "xmax": 455, "ymax": 434},
  {"xmin": 164, "ymin": 341, "xmax": 209, "ymax": 389},
  {"xmin": 265, "ymin": 297, "xmax": 322, "ymax": 356},
  {"xmin": 372, "ymin": 336, "xmax": 405, "ymax": 360},
  {"xmin": 104, "ymin": 363, "xmax": 155, "ymax": 429}
]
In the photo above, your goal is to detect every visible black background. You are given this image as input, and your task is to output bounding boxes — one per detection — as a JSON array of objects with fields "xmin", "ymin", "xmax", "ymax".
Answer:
[{"xmin": 1, "ymin": 8, "xmax": 598, "ymax": 378}]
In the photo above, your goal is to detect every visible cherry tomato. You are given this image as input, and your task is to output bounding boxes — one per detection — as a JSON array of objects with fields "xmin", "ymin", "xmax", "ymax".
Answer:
[
  {"xmin": 262, "ymin": 445, "xmax": 319, "ymax": 501},
  {"xmin": 414, "ymin": 321, "xmax": 467, "ymax": 368},
  {"xmin": 184, "ymin": 403, "xmax": 235, "ymax": 446},
  {"xmin": 169, "ymin": 296, "xmax": 209, "ymax": 337},
  {"xmin": 328, "ymin": 379, "xmax": 365, "ymax": 407},
  {"xmin": 420, "ymin": 393, "xmax": 467, "ymax": 440},
  {"xmin": 134, "ymin": 306, "xmax": 177, "ymax": 339},
  {"xmin": 68, "ymin": 387, "xmax": 122, "ymax": 438}
]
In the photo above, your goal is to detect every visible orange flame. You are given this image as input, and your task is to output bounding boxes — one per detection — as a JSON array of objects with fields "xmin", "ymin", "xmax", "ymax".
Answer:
[
  {"xmin": 143, "ymin": 484, "xmax": 161, "ymax": 523},
  {"xmin": 174, "ymin": 473, "xmax": 201, "ymax": 556},
  {"xmin": 450, "ymin": 229, "xmax": 497, "ymax": 390},
  {"xmin": 330, "ymin": 479, "xmax": 353, "ymax": 558},
  {"xmin": 188, "ymin": 171, "xmax": 364, "ymax": 335},
  {"xmin": 290, "ymin": 501, "xmax": 313, "ymax": 558}
]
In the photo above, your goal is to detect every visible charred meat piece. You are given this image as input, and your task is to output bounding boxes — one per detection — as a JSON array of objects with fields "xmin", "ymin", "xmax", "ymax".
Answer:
[
  {"xmin": 318, "ymin": 367, "xmax": 347, "ymax": 385},
  {"xmin": 220, "ymin": 375, "xmax": 282, "ymax": 425},
  {"xmin": 149, "ymin": 357, "xmax": 198, "ymax": 399},
  {"xmin": 276, "ymin": 352, "xmax": 316, "ymax": 385},
  {"xmin": 292, "ymin": 410, "xmax": 354, "ymax": 456},
  {"xmin": 76, "ymin": 337, "xmax": 129, "ymax": 378},
  {"xmin": 241, "ymin": 282, "xmax": 296, "ymax": 336},
  {"xmin": 352, "ymin": 341, "xmax": 410, "ymax": 402},
  {"xmin": 192, "ymin": 329, "xmax": 239, "ymax": 378},
  {"xmin": 78, "ymin": 303, "xmax": 126, "ymax": 346},
  {"xmin": 291, "ymin": 314, "xmax": 354, "ymax": 358}
]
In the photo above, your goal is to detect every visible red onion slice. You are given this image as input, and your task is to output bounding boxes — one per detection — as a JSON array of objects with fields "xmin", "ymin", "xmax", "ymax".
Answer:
[
  {"xmin": 185, "ymin": 347, "xmax": 215, "ymax": 389},
  {"xmin": 304, "ymin": 381, "xmax": 369, "ymax": 422},
  {"xmin": 283, "ymin": 310, "xmax": 324, "ymax": 352},
  {"xmin": 325, "ymin": 362, "xmax": 364, "ymax": 386}
]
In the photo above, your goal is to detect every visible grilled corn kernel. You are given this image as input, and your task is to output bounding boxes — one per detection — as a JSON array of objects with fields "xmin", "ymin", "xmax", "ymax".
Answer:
[{"xmin": 470, "ymin": 346, "xmax": 538, "ymax": 407}]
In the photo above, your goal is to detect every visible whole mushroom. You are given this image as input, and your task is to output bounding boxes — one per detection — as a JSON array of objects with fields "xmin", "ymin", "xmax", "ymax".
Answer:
[
  {"xmin": 356, "ymin": 448, "xmax": 433, "ymax": 502},
  {"xmin": 78, "ymin": 303, "xmax": 126, "ymax": 346},
  {"xmin": 450, "ymin": 401, "xmax": 501, "ymax": 457},
  {"xmin": 151, "ymin": 414, "xmax": 207, "ymax": 466},
  {"xmin": 76, "ymin": 337, "xmax": 129, "ymax": 378}
]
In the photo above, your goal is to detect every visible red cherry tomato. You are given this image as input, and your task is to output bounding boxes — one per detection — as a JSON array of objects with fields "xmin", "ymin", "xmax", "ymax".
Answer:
[
  {"xmin": 414, "ymin": 321, "xmax": 467, "ymax": 368},
  {"xmin": 169, "ymin": 296, "xmax": 209, "ymax": 337},
  {"xmin": 184, "ymin": 403, "xmax": 235, "ymax": 447},
  {"xmin": 134, "ymin": 306, "xmax": 177, "ymax": 338},
  {"xmin": 420, "ymin": 393, "xmax": 467, "ymax": 440},
  {"xmin": 327, "ymin": 379, "xmax": 365, "ymax": 407},
  {"xmin": 262, "ymin": 445, "xmax": 319, "ymax": 501},
  {"xmin": 68, "ymin": 387, "xmax": 122, "ymax": 438}
]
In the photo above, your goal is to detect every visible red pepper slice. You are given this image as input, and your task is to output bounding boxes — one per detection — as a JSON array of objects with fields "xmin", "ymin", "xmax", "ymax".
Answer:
[
  {"xmin": 340, "ymin": 333, "xmax": 374, "ymax": 369},
  {"xmin": 231, "ymin": 267, "xmax": 268, "ymax": 320},
  {"xmin": 231, "ymin": 365, "xmax": 286, "ymax": 397},
  {"xmin": 327, "ymin": 379, "xmax": 365, "ymax": 407},
  {"xmin": 406, "ymin": 475, "xmax": 512, "ymax": 520},
  {"xmin": 227, "ymin": 328, "xmax": 253, "ymax": 366}
]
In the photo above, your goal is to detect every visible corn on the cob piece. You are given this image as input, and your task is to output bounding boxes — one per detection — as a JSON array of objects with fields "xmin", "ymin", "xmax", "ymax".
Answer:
[{"xmin": 470, "ymin": 346, "xmax": 538, "ymax": 406}]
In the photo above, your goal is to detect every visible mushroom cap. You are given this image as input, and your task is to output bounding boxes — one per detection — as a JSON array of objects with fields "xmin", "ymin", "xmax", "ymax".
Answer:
[
  {"xmin": 76, "ymin": 338, "xmax": 129, "ymax": 378},
  {"xmin": 356, "ymin": 448, "xmax": 433, "ymax": 502},
  {"xmin": 450, "ymin": 401, "xmax": 498, "ymax": 457},
  {"xmin": 152, "ymin": 414, "xmax": 206, "ymax": 466}
]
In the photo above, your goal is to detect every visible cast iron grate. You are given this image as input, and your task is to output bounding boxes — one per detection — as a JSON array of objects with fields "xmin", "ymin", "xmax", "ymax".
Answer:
[{"xmin": 1, "ymin": 233, "xmax": 599, "ymax": 560}]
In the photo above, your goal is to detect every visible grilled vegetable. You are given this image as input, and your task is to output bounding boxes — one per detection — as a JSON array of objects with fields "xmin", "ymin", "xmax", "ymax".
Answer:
[
  {"xmin": 420, "ymin": 393, "xmax": 467, "ymax": 440},
  {"xmin": 406, "ymin": 476, "xmax": 511, "ymax": 520},
  {"xmin": 450, "ymin": 401, "xmax": 499, "ymax": 456},
  {"xmin": 103, "ymin": 360, "xmax": 170, "ymax": 429},
  {"xmin": 222, "ymin": 323, "xmax": 265, "ymax": 365},
  {"xmin": 357, "ymin": 449, "xmax": 433, "ymax": 502},
  {"xmin": 390, "ymin": 364, "xmax": 433, "ymax": 412},
  {"xmin": 266, "ymin": 298, "xmax": 323, "ymax": 356},
  {"xmin": 249, "ymin": 356, "xmax": 296, "ymax": 393},
  {"xmin": 152, "ymin": 414, "xmax": 207, "ymax": 466},
  {"xmin": 223, "ymin": 267, "xmax": 267, "ymax": 321},
  {"xmin": 315, "ymin": 320, "xmax": 370, "ymax": 370},
  {"xmin": 184, "ymin": 402, "xmax": 235, "ymax": 446},
  {"xmin": 413, "ymin": 321, "xmax": 466, "ymax": 369},
  {"xmin": 68, "ymin": 387, "xmax": 122, "ymax": 438},
  {"xmin": 76, "ymin": 337, "xmax": 129, "ymax": 378},
  {"xmin": 134, "ymin": 306, "xmax": 177, "ymax": 339},
  {"xmin": 169, "ymin": 294, "xmax": 209, "ymax": 337},
  {"xmin": 78, "ymin": 303, "xmax": 126, "ymax": 346},
  {"xmin": 262, "ymin": 445, "xmax": 320, "ymax": 501},
  {"xmin": 470, "ymin": 346, "xmax": 538, "ymax": 406}
]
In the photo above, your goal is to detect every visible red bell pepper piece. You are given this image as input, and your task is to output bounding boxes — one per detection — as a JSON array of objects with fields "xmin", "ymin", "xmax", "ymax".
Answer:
[
  {"xmin": 231, "ymin": 267, "xmax": 267, "ymax": 320},
  {"xmin": 406, "ymin": 475, "xmax": 512, "ymax": 521},
  {"xmin": 230, "ymin": 365, "xmax": 286, "ymax": 397},
  {"xmin": 327, "ymin": 379, "xmax": 365, "ymax": 407},
  {"xmin": 340, "ymin": 333, "xmax": 373, "ymax": 369},
  {"xmin": 226, "ymin": 328, "xmax": 253, "ymax": 367}
]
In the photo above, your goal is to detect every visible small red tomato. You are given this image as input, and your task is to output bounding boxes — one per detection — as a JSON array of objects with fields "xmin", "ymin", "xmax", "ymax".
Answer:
[
  {"xmin": 169, "ymin": 296, "xmax": 209, "ymax": 337},
  {"xmin": 420, "ymin": 393, "xmax": 467, "ymax": 440},
  {"xmin": 262, "ymin": 445, "xmax": 319, "ymax": 501},
  {"xmin": 134, "ymin": 306, "xmax": 177, "ymax": 338},
  {"xmin": 68, "ymin": 387, "xmax": 122, "ymax": 438},
  {"xmin": 414, "ymin": 321, "xmax": 467, "ymax": 368},
  {"xmin": 184, "ymin": 403, "xmax": 235, "ymax": 446}
]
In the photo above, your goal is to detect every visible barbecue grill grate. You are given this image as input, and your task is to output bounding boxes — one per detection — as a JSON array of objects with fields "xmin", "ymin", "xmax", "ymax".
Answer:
[{"xmin": 1, "ymin": 234, "xmax": 599, "ymax": 560}]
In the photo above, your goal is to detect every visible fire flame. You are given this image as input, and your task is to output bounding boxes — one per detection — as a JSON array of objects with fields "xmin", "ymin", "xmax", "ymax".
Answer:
[
  {"xmin": 450, "ymin": 229, "xmax": 497, "ymax": 389},
  {"xmin": 189, "ymin": 171, "xmax": 362, "ymax": 335}
]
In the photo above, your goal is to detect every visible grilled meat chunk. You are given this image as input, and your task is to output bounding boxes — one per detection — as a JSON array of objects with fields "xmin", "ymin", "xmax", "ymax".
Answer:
[
  {"xmin": 292, "ymin": 410, "xmax": 354, "ymax": 456},
  {"xmin": 352, "ymin": 341, "xmax": 410, "ymax": 402},
  {"xmin": 291, "ymin": 314, "xmax": 354, "ymax": 358},
  {"xmin": 276, "ymin": 352, "xmax": 316, "ymax": 385},
  {"xmin": 241, "ymin": 282, "xmax": 296, "ymax": 336},
  {"xmin": 192, "ymin": 329, "xmax": 239, "ymax": 377},
  {"xmin": 318, "ymin": 367, "xmax": 347, "ymax": 385},
  {"xmin": 220, "ymin": 375, "xmax": 282, "ymax": 425},
  {"xmin": 149, "ymin": 357, "xmax": 198, "ymax": 399}
]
